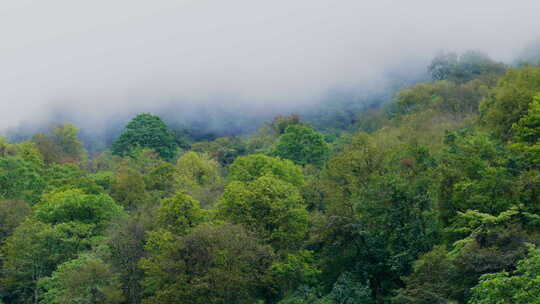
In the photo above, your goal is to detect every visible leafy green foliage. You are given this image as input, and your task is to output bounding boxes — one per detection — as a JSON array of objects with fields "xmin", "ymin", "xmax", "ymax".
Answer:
[
  {"xmin": 39, "ymin": 253, "xmax": 124, "ymax": 304},
  {"xmin": 174, "ymin": 151, "xmax": 223, "ymax": 206},
  {"xmin": 34, "ymin": 189, "xmax": 124, "ymax": 229},
  {"xmin": 393, "ymin": 79, "xmax": 490, "ymax": 118},
  {"xmin": 229, "ymin": 154, "xmax": 304, "ymax": 186},
  {"xmin": 112, "ymin": 113, "xmax": 179, "ymax": 160},
  {"xmin": 45, "ymin": 163, "xmax": 105, "ymax": 194},
  {"xmin": 1, "ymin": 219, "xmax": 95, "ymax": 303},
  {"xmin": 481, "ymin": 67, "xmax": 540, "ymax": 139},
  {"xmin": 140, "ymin": 223, "xmax": 274, "ymax": 304},
  {"xmin": 437, "ymin": 131, "xmax": 514, "ymax": 224},
  {"xmin": 110, "ymin": 167, "xmax": 150, "ymax": 210},
  {"xmin": 0, "ymin": 200, "xmax": 31, "ymax": 245},
  {"xmin": 468, "ymin": 245, "xmax": 540, "ymax": 304},
  {"xmin": 268, "ymin": 250, "xmax": 321, "ymax": 298},
  {"xmin": 0, "ymin": 156, "xmax": 46, "ymax": 204},
  {"xmin": 155, "ymin": 191, "xmax": 207, "ymax": 235},
  {"xmin": 7, "ymin": 59, "xmax": 540, "ymax": 304},
  {"xmin": 273, "ymin": 125, "xmax": 329, "ymax": 167},
  {"xmin": 510, "ymin": 94, "xmax": 540, "ymax": 167},
  {"xmin": 191, "ymin": 136, "xmax": 247, "ymax": 165},
  {"xmin": 32, "ymin": 123, "xmax": 85, "ymax": 165},
  {"xmin": 106, "ymin": 208, "xmax": 155, "ymax": 304},
  {"xmin": 218, "ymin": 175, "xmax": 308, "ymax": 250}
]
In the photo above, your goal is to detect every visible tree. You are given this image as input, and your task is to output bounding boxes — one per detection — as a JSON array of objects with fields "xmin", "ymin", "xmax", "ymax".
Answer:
[
  {"xmin": 321, "ymin": 132, "xmax": 388, "ymax": 217},
  {"xmin": 393, "ymin": 80, "xmax": 490, "ymax": 118},
  {"xmin": 428, "ymin": 51, "xmax": 505, "ymax": 83},
  {"xmin": 480, "ymin": 67, "xmax": 540, "ymax": 139},
  {"xmin": 174, "ymin": 151, "xmax": 223, "ymax": 206},
  {"xmin": 143, "ymin": 161, "xmax": 176, "ymax": 199},
  {"xmin": 112, "ymin": 114, "xmax": 178, "ymax": 160},
  {"xmin": 0, "ymin": 199, "xmax": 32, "ymax": 245},
  {"xmin": 34, "ymin": 189, "xmax": 124, "ymax": 230},
  {"xmin": 1, "ymin": 220, "xmax": 95, "ymax": 304},
  {"xmin": 273, "ymin": 125, "xmax": 329, "ymax": 167},
  {"xmin": 0, "ymin": 156, "xmax": 46, "ymax": 205},
  {"xmin": 428, "ymin": 52, "xmax": 458, "ymax": 81},
  {"xmin": 32, "ymin": 123, "xmax": 85, "ymax": 165},
  {"xmin": 39, "ymin": 253, "xmax": 124, "ymax": 304},
  {"xmin": 44, "ymin": 163, "xmax": 105, "ymax": 194},
  {"xmin": 437, "ymin": 130, "xmax": 514, "ymax": 224},
  {"xmin": 510, "ymin": 94, "xmax": 540, "ymax": 167},
  {"xmin": 155, "ymin": 191, "xmax": 208, "ymax": 235},
  {"xmin": 393, "ymin": 246, "xmax": 456, "ymax": 304},
  {"xmin": 106, "ymin": 207, "xmax": 156, "ymax": 304},
  {"xmin": 218, "ymin": 175, "xmax": 308, "ymax": 250},
  {"xmin": 270, "ymin": 114, "xmax": 302, "ymax": 135},
  {"xmin": 140, "ymin": 223, "xmax": 274, "ymax": 304},
  {"xmin": 228, "ymin": 154, "xmax": 304, "ymax": 186},
  {"xmin": 468, "ymin": 245, "xmax": 540, "ymax": 304},
  {"xmin": 322, "ymin": 272, "xmax": 373, "ymax": 304},
  {"xmin": 267, "ymin": 250, "xmax": 321, "ymax": 299},
  {"xmin": 191, "ymin": 137, "xmax": 247, "ymax": 166},
  {"xmin": 110, "ymin": 167, "xmax": 150, "ymax": 210}
]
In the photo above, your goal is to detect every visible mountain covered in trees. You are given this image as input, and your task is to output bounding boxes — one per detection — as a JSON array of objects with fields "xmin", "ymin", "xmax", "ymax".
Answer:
[{"xmin": 3, "ymin": 51, "xmax": 540, "ymax": 304}]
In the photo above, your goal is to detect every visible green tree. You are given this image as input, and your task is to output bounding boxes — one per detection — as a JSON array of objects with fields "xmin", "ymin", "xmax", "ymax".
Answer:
[
  {"xmin": 44, "ymin": 163, "xmax": 105, "ymax": 194},
  {"xmin": 155, "ymin": 191, "xmax": 208, "ymax": 235},
  {"xmin": 34, "ymin": 189, "xmax": 124, "ymax": 230},
  {"xmin": 218, "ymin": 175, "xmax": 308, "ymax": 250},
  {"xmin": 321, "ymin": 272, "xmax": 373, "ymax": 304},
  {"xmin": 480, "ymin": 66, "xmax": 540, "ymax": 139},
  {"xmin": 510, "ymin": 94, "xmax": 540, "ymax": 167},
  {"xmin": 273, "ymin": 125, "xmax": 329, "ymax": 167},
  {"xmin": 174, "ymin": 151, "xmax": 223, "ymax": 206},
  {"xmin": 437, "ymin": 131, "xmax": 514, "ymax": 224},
  {"xmin": 191, "ymin": 136, "xmax": 246, "ymax": 166},
  {"xmin": 39, "ymin": 253, "xmax": 124, "ymax": 304},
  {"xmin": 32, "ymin": 123, "xmax": 85, "ymax": 165},
  {"xmin": 0, "ymin": 156, "xmax": 46, "ymax": 205},
  {"xmin": 228, "ymin": 154, "xmax": 304, "ymax": 186},
  {"xmin": 112, "ymin": 113, "xmax": 179, "ymax": 160},
  {"xmin": 106, "ymin": 207, "xmax": 156, "ymax": 304},
  {"xmin": 1, "ymin": 220, "xmax": 95, "ymax": 304},
  {"xmin": 140, "ymin": 223, "xmax": 274, "ymax": 304},
  {"xmin": 0, "ymin": 199, "xmax": 32, "ymax": 245},
  {"xmin": 267, "ymin": 250, "xmax": 321, "ymax": 299},
  {"xmin": 145, "ymin": 161, "xmax": 176, "ymax": 198},
  {"xmin": 110, "ymin": 167, "xmax": 150, "ymax": 210},
  {"xmin": 468, "ymin": 245, "xmax": 540, "ymax": 304},
  {"xmin": 393, "ymin": 246, "xmax": 456, "ymax": 304}
]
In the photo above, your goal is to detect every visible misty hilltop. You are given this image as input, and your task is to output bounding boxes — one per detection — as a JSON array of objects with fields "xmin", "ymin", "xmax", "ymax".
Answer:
[{"xmin": 2, "ymin": 0, "xmax": 540, "ymax": 142}]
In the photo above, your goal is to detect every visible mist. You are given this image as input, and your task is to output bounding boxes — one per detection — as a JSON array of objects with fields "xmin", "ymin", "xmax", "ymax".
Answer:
[{"xmin": 2, "ymin": 0, "xmax": 540, "ymax": 141}]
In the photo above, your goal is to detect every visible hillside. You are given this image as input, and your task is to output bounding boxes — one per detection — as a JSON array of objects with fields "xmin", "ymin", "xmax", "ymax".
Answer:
[{"xmin": 3, "ymin": 52, "xmax": 540, "ymax": 304}]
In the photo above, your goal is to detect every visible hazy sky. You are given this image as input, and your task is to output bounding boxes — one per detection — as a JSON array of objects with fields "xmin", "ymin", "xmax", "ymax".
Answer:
[{"xmin": 1, "ymin": 0, "xmax": 540, "ymax": 130}]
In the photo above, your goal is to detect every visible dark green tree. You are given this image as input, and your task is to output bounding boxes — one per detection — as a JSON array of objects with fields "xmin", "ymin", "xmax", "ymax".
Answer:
[
  {"xmin": 112, "ymin": 114, "xmax": 179, "ymax": 160},
  {"xmin": 273, "ymin": 125, "xmax": 329, "ymax": 167}
]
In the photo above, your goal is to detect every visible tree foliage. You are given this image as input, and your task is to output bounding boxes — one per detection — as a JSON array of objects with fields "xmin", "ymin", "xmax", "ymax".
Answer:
[
  {"xmin": 112, "ymin": 113, "xmax": 179, "ymax": 160},
  {"xmin": 273, "ymin": 125, "xmax": 329, "ymax": 167}
]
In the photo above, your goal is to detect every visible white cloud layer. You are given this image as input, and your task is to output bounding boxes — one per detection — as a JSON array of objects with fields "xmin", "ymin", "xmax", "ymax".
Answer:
[{"xmin": 1, "ymin": 0, "xmax": 539, "ymax": 129}]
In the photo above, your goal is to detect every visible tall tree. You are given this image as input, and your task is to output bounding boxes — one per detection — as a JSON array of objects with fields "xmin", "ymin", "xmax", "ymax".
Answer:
[
  {"xmin": 273, "ymin": 125, "xmax": 329, "ymax": 167},
  {"xmin": 112, "ymin": 114, "xmax": 179, "ymax": 160}
]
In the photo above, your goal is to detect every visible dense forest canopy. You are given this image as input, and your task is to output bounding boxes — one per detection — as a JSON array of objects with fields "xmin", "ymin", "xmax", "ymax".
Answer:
[{"xmin": 2, "ymin": 48, "xmax": 540, "ymax": 304}]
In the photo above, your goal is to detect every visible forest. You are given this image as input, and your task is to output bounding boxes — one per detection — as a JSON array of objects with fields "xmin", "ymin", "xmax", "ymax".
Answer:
[{"xmin": 2, "ymin": 50, "xmax": 540, "ymax": 304}]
